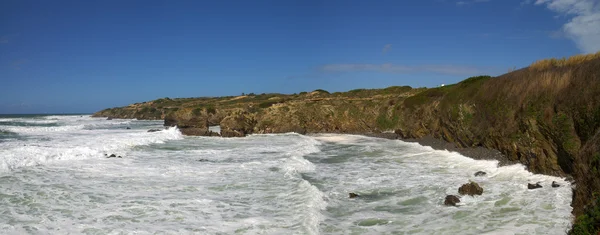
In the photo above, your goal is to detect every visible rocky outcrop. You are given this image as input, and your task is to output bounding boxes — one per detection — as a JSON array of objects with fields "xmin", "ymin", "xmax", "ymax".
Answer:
[
  {"xmin": 162, "ymin": 108, "xmax": 223, "ymax": 136},
  {"xmin": 458, "ymin": 182, "xmax": 483, "ymax": 196},
  {"xmin": 444, "ymin": 195, "xmax": 460, "ymax": 206},
  {"xmin": 552, "ymin": 181, "xmax": 560, "ymax": 188},
  {"xmin": 474, "ymin": 171, "xmax": 487, "ymax": 177},
  {"xmin": 349, "ymin": 193, "xmax": 360, "ymax": 198},
  {"xmin": 220, "ymin": 110, "xmax": 256, "ymax": 137}
]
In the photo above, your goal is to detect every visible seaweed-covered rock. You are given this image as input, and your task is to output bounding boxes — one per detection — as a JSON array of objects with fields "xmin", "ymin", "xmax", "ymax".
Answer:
[
  {"xmin": 444, "ymin": 195, "xmax": 460, "ymax": 206},
  {"xmin": 458, "ymin": 182, "xmax": 483, "ymax": 196}
]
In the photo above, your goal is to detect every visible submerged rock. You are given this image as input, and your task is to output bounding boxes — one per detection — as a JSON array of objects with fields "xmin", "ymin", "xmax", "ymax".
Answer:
[
  {"xmin": 552, "ymin": 181, "xmax": 560, "ymax": 188},
  {"xmin": 528, "ymin": 183, "xmax": 543, "ymax": 189},
  {"xmin": 126, "ymin": 127, "xmax": 131, "ymax": 130},
  {"xmin": 106, "ymin": 117, "xmax": 113, "ymax": 120},
  {"xmin": 106, "ymin": 154, "xmax": 122, "ymax": 159},
  {"xmin": 474, "ymin": 171, "xmax": 487, "ymax": 177},
  {"xmin": 444, "ymin": 195, "xmax": 461, "ymax": 206},
  {"xmin": 147, "ymin": 129, "xmax": 161, "ymax": 133},
  {"xmin": 349, "ymin": 193, "xmax": 360, "ymax": 198},
  {"xmin": 458, "ymin": 182, "xmax": 483, "ymax": 196}
]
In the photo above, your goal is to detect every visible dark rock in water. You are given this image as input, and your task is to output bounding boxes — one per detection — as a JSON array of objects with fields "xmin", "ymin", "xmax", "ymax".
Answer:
[
  {"xmin": 148, "ymin": 129, "xmax": 162, "ymax": 133},
  {"xmin": 528, "ymin": 183, "xmax": 543, "ymax": 189},
  {"xmin": 474, "ymin": 171, "xmax": 487, "ymax": 177},
  {"xmin": 349, "ymin": 193, "xmax": 360, "ymax": 198},
  {"xmin": 197, "ymin": 159, "xmax": 210, "ymax": 162},
  {"xmin": 444, "ymin": 195, "xmax": 461, "ymax": 206},
  {"xmin": 107, "ymin": 117, "xmax": 113, "ymax": 120},
  {"xmin": 126, "ymin": 127, "xmax": 131, "ymax": 130},
  {"xmin": 107, "ymin": 154, "xmax": 116, "ymax": 158},
  {"xmin": 220, "ymin": 129, "xmax": 245, "ymax": 137},
  {"xmin": 117, "ymin": 156, "xmax": 122, "ymax": 158},
  {"xmin": 552, "ymin": 181, "xmax": 560, "ymax": 188},
  {"xmin": 180, "ymin": 127, "xmax": 219, "ymax": 136},
  {"xmin": 458, "ymin": 182, "xmax": 483, "ymax": 196}
]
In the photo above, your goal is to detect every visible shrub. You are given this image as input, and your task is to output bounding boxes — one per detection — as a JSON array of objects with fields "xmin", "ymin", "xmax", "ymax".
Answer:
[
  {"xmin": 258, "ymin": 100, "xmax": 279, "ymax": 108},
  {"xmin": 313, "ymin": 89, "xmax": 330, "ymax": 94},
  {"xmin": 571, "ymin": 195, "xmax": 600, "ymax": 235},
  {"xmin": 206, "ymin": 106, "xmax": 216, "ymax": 114},
  {"xmin": 348, "ymin": 88, "xmax": 366, "ymax": 93}
]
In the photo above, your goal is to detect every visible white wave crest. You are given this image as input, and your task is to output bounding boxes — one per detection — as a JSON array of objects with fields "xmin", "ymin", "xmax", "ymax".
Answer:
[
  {"xmin": 0, "ymin": 124, "xmax": 85, "ymax": 134},
  {"xmin": 0, "ymin": 127, "xmax": 183, "ymax": 173}
]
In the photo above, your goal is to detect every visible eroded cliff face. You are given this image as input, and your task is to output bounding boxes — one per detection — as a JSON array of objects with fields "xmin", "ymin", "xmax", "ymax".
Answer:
[{"xmin": 93, "ymin": 58, "xmax": 600, "ymax": 232}]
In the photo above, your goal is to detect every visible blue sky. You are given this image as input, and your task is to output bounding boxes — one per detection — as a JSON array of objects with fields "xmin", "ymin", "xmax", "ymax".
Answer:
[{"xmin": 1, "ymin": 0, "xmax": 598, "ymax": 114}]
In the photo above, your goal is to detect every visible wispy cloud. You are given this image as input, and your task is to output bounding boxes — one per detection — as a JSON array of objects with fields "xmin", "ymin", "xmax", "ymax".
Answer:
[
  {"xmin": 457, "ymin": 0, "xmax": 491, "ymax": 6},
  {"xmin": 319, "ymin": 63, "xmax": 487, "ymax": 76},
  {"xmin": 529, "ymin": 0, "xmax": 600, "ymax": 53},
  {"xmin": 382, "ymin": 44, "xmax": 392, "ymax": 54},
  {"xmin": 11, "ymin": 59, "xmax": 28, "ymax": 70},
  {"xmin": 0, "ymin": 34, "xmax": 19, "ymax": 44}
]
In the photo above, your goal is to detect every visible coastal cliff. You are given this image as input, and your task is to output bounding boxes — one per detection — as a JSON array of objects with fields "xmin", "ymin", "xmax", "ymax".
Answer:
[{"xmin": 94, "ymin": 52, "xmax": 600, "ymax": 233}]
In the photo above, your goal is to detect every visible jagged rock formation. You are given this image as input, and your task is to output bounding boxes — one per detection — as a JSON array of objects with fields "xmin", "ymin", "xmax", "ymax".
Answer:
[{"xmin": 93, "ymin": 54, "xmax": 600, "ymax": 233}]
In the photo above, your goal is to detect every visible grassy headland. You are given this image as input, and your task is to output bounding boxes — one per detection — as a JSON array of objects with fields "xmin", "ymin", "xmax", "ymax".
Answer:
[{"xmin": 94, "ymin": 52, "xmax": 600, "ymax": 233}]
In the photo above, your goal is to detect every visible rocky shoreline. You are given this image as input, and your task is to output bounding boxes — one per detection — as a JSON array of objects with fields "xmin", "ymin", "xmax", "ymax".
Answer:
[
  {"xmin": 309, "ymin": 132, "xmax": 516, "ymax": 167},
  {"xmin": 402, "ymin": 135, "xmax": 517, "ymax": 167},
  {"xmin": 94, "ymin": 56, "xmax": 600, "ymax": 233}
]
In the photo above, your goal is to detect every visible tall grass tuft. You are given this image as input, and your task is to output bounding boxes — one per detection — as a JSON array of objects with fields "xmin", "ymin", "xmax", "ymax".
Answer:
[{"xmin": 530, "ymin": 51, "xmax": 600, "ymax": 70}]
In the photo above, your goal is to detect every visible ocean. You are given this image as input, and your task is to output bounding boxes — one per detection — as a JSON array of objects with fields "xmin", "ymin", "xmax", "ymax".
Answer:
[{"xmin": 0, "ymin": 115, "xmax": 573, "ymax": 234}]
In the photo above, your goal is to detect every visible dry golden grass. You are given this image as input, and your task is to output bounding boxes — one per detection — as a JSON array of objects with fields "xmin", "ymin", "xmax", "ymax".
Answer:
[{"xmin": 530, "ymin": 51, "xmax": 600, "ymax": 70}]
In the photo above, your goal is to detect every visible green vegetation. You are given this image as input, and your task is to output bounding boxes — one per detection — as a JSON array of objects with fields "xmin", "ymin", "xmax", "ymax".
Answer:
[
  {"xmin": 571, "ymin": 195, "xmax": 600, "ymax": 235},
  {"xmin": 258, "ymin": 100, "xmax": 280, "ymax": 108},
  {"xmin": 553, "ymin": 112, "xmax": 580, "ymax": 155}
]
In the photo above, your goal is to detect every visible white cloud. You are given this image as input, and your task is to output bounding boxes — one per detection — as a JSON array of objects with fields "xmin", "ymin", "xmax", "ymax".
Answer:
[
  {"xmin": 532, "ymin": 0, "xmax": 600, "ymax": 53},
  {"xmin": 382, "ymin": 44, "xmax": 392, "ymax": 54},
  {"xmin": 457, "ymin": 0, "xmax": 490, "ymax": 5},
  {"xmin": 320, "ymin": 63, "xmax": 484, "ymax": 76}
]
